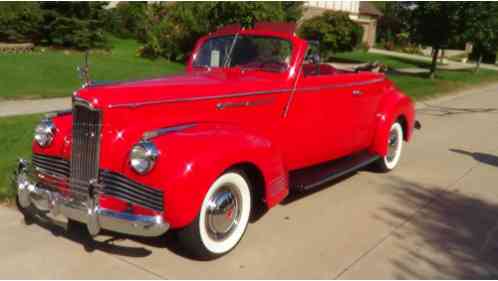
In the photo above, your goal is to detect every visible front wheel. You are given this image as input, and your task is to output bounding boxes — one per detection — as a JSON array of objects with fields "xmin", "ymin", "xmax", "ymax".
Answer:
[
  {"xmin": 177, "ymin": 170, "xmax": 252, "ymax": 259},
  {"xmin": 375, "ymin": 121, "xmax": 404, "ymax": 172}
]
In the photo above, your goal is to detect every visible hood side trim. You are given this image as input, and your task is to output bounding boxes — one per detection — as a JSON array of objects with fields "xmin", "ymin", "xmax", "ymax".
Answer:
[{"xmin": 107, "ymin": 88, "xmax": 292, "ymax": 109}]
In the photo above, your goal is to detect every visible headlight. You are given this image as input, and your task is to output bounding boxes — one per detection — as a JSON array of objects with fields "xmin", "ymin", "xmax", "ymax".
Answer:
[
  {"xmin": 129, "ymin": 141, "xmax": 159, "ymax": 175},
  {"xmin": 34, "ymin": 119, "xmax": 56, "ymax": 147}
]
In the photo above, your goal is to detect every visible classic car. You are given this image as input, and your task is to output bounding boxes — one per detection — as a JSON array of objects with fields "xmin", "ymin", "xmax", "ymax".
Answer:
[{"xmin": 14, "ymin": 23, "xmax": 419, "ymax": 259}]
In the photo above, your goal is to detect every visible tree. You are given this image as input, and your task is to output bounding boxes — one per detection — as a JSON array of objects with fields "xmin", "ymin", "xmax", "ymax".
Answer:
[
  {"xmin": 0, "ymin": 2, "xmax": 43, "ymax": 43},
  {"xmin": 412, "ymin": 2, "xmax": 463, "ymax": 79},
  {"xmin": 375, "ymin": 2, "xmax": 414, "ymax": 46},
  {"xmin": 460, "ymin": 2, "xmax": 498, "ymax": 72},
  {"xmin": 298, "ymin": 11, "xmax": 363, "ymax": 60},
  {"xmin": 104, "ymin": 2, "xmax": 148, "ymax": 39},
  {"xmin": 38, "ymin": 2, "xmax": 109, "ymax": 50}
]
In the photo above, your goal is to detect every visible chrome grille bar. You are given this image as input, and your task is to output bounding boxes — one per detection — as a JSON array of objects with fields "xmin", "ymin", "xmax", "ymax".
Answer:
[
  {"xmin": 70, "ymin": 99, "xmax": 102, "ymax": 200},
  {"xmin": 32, "ymin": 154, "xmax": 70, "ymax": 178},
  {"xmin": 100, "ymin": 170, "xmax": 164, "ymax": 212}
]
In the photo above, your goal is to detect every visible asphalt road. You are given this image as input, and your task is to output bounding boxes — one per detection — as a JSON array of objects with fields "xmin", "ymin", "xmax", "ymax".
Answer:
[{"xmin": 1, "ymin": 85, "xmax": 498, "ymax": 279}]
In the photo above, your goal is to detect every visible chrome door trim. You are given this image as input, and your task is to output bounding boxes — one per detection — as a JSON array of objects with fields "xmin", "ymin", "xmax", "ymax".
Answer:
[
  {"xmin": 107, "ymin": 89, "xmax": 292, "ymax": 109},
  {"xmin": 142, "ymin": 123, "xmax": 197, "ymax": 140}
]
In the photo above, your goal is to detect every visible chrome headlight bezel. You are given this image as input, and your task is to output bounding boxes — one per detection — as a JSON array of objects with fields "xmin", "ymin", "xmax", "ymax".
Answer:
[
  {"xmin": 129, "ymin": 141, "xmax": 159, "ymax": 175},
  {"xmin": 34, "ymin": 118, "xmax": 56, "ymax": 147}
]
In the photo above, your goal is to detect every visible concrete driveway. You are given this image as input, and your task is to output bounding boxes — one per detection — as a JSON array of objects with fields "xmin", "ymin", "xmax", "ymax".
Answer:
[{"xmin": 1, "ymin": 86, "xmax": 498, "ymax": 279}]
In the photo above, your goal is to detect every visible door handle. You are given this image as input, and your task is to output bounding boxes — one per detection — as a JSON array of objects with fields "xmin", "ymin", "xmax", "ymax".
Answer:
[{"xmin": 352, "ymin": 90, "xmax": 363, "ymax": 96}]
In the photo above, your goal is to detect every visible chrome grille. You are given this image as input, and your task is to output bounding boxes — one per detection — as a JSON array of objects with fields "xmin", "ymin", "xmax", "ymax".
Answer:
[
  {"xmin": 32, "ymin": 154, "xmax": 70, "ymax": 179},
  {"xmin": 100, "ymin": 170, "xmax": 164, "ymax": 212},
  {"xmin": 70, "ymin": 100, "xmax": 102, "ymax": 199}
]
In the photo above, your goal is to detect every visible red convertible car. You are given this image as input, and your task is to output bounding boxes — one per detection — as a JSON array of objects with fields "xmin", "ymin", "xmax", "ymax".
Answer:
[{"xmin": 15, "ymin": 23, "xmax": 418, "ymax": 259}]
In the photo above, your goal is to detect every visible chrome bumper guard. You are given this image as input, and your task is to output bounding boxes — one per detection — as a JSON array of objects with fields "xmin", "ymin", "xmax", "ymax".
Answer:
[{"xmin": 15, "ymin": 159, "xmax": 169, "ymax": 237}]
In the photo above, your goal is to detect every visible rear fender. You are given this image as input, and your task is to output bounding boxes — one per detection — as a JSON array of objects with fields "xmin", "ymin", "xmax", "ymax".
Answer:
[
  {"xmin": 149, "ymin": 123, "xmax": 288, "ymax": 229},
  {"xmin": 370, "ymin": 88, "xmax": 415, "ymax": 156}
]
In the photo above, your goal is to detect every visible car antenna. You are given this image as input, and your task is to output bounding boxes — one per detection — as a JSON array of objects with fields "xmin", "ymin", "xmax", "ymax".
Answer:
[{"xmin": 77, "ymin": 50, "xmax": 92, "ymax": 88}]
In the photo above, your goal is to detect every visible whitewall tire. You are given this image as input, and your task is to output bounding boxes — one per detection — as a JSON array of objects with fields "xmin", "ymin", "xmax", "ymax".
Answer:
[
  {"xmin": 178, "ymin": 170, "xmax": 252, "ymax": 259},
  {"xmin": 376, "ymin": 122, "xmax": 403, "ymax": 172}
]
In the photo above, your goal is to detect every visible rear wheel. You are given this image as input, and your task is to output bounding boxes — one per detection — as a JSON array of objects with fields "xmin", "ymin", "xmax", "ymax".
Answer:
[
  {"xmin": 177, "ymin": 170, "xmax": 252, "ymax": 260},
  {"xmin": 375, "ymin": 121, "xmax": 403, "ymax": 172}
]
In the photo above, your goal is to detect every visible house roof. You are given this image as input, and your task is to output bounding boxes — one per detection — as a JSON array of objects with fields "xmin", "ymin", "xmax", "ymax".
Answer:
[{"xmin": 359, "ymin": 2, "xmax": 383, "ymax": 17}]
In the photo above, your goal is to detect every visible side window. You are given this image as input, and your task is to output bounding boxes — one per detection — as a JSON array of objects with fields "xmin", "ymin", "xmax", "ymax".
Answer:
[
  {"xmin": 303, "ymin": 41, "xmax": 337, "ymax": 77},
  {"xmin": 303, "ymin": 41, "xmax": 321, "ymax": 76}
]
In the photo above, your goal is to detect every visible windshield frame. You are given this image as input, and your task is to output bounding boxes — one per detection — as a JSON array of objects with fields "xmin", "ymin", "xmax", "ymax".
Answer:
[{"xmin": 191, "ymin": 34, "xmax": 294, "ymax": 74}]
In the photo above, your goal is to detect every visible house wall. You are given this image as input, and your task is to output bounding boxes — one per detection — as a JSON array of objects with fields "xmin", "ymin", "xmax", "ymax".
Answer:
[
  {"xmin": 304, "ymin": 1, "xmax": 359, "ymax": 15},
  {"xmin": 303, "ymin": 1, "xmax": 378, "ymax": 48}
]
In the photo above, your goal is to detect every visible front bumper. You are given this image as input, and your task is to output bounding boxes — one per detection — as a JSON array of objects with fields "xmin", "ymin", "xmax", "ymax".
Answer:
[{"xmin": 15, "ymin": 159, "xmax": 169, "ymax": 237}]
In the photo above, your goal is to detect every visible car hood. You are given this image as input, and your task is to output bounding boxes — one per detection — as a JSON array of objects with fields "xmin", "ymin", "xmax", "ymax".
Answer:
[{"xmin": 75, "ymin": 70, "xmax": 290, "ymax": 109}]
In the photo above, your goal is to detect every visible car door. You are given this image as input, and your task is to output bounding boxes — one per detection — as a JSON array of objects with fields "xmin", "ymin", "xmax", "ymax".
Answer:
[
  {"xmin": 281, "ymin": 68, "xmax": 353, "ymax": 170},
  {"xmin": 348, "ymin": 73, "xmax": 384, "ymax": 152}
]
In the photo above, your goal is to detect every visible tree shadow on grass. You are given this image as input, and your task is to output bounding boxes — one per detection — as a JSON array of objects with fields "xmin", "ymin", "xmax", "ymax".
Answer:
[{"xmin": 374, "ymin": 176, "xmax": 498, "ymax": 279}]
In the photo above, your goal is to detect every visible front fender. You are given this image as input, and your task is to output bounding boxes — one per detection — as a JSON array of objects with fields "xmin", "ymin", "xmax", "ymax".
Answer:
[
  {"xmin": 370, "ymin": 87, "xmax": 415, "ymax": 156},
  {"xmin": 145, "ymin": 123, "xmax": 288, "ymax": 229}
]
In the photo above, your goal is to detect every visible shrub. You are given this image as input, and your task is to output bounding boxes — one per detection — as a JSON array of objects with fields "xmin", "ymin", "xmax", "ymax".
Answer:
[
  {"xmin": 104, "ymin": 2, "xmax": 147, "ymax": 39},
  {"xmin": 0, "ymin": 2, "xmax": 109, "ymax": 50},
  {"xmin": 41, "ymin": 14, "xmax": 109, "ymax": 50},
  {"xmin": 298, "ymin": 11, "xmax": 364, "ymax": 60},
  {"xmin": 39, "ymin": 3, "xmax": 110, "ymax": 50},
  {"xmin": 140, "ymin": 2, "xmax": 304, "ymax": 62},
  {"xmin": 0, "ymin": 2, "xmax": 43, "ymax": 43}
]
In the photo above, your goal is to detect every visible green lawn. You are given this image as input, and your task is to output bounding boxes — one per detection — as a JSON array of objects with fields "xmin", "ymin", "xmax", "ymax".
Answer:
[
  {"xmin": 0, "ymin": 37, "xmax": 184, "ymax": 100},
  {"xmin": 333, "ymin": 51, "xmax": 498, "ymax": 100},
  {"xmin": 0, "ymin": 114, "xmax": 41, "ymax": 203}
]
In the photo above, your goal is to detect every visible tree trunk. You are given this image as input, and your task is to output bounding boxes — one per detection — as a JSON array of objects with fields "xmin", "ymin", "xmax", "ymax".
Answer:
[
  {"xmin": 430, "ymin": 47, "xmax": 439, "ymax": 79},
  {"xmin": 474, "ymin": 54, "xmax": 482, "ymax": 73}
]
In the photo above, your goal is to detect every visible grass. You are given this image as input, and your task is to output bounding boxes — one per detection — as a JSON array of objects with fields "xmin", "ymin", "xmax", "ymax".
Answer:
[
  {"xmin": 0, "ymin": 114, "xmax": 41, "ymax": 203},
  {"xmin": 0, "ymin": 37, "xmax": 184, "ymax": 100},
  {"xmin": 333, "ymin": 51, "xmax": 498, "ymax": 100}
]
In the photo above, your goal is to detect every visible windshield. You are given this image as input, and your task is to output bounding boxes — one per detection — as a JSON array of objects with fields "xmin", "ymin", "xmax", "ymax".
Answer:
[{"xmin": 193, "ymin": 35, "xmax": 292, "ymax": 73}]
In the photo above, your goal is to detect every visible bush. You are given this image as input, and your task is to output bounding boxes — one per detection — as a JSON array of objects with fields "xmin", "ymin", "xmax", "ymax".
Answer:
[
  {"xmin": 40, "ymin": 13, "xmax": 109, "ymax": 50},
  {"xmin": 0, "ymin": 2, "xmax": 109, "ymax": 50},
  {"xmin": 0, "ymin": 2, "xmax": 43, "ymax": 43},
  {"xmin": 140, "ymin": 2, "xmax": 304, "ymax": 62},
  {"xmin": 104, "ymin": 2, "xmax": 147, "ymax": 39},
  {"xmin": 298, "ymin": 11, "xmax": 363, "ymax": 60}
]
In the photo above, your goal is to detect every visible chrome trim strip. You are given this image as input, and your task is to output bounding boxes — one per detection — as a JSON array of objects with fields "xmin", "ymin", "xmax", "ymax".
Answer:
[
  {"xmin": 283, "ymin": 45, "xmax": 306, "ymax": 118},
  {"xmin": 296, "ymin": 77, "xmax": 386, "ymax": 93},
  {"xmin": 108, "ymin": 88, "xmax": 292, "ymax": 109},
  {"xmin": 142, "ymin": 123, "xmax": 197, "ymax": 140},
  {"xmin": 216, "ymin": 97, "xmax": 275, "ymax": 110},
  {"xmin": 33, "ymin": 166, "xmax": 69, "ymax": 182}
]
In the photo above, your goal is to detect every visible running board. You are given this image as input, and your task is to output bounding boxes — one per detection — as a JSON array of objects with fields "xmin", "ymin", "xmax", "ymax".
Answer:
[{"xmin": 289, "ymin": 151, "xmax": 380, "ymax": 192}]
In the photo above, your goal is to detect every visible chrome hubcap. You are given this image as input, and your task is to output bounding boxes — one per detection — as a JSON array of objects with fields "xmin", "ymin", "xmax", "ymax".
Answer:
[
  {"xmin": 386, "ymin": 129, "xmax": 399, "ymax": 162},
  {"xmin": 205, "ymin": 184, "xmax": 241, "ymax": 241}
]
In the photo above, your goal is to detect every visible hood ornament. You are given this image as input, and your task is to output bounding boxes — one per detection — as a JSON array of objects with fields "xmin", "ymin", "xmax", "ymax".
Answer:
[{"xmin": 77, "ymin": 51, "xmax": 92, "ymax": 88}]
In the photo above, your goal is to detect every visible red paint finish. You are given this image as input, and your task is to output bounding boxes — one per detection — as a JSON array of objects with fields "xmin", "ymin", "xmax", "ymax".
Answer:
[{"xmin": 33, "ymin": 23, "xmax": 416, "ymax": 229}]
